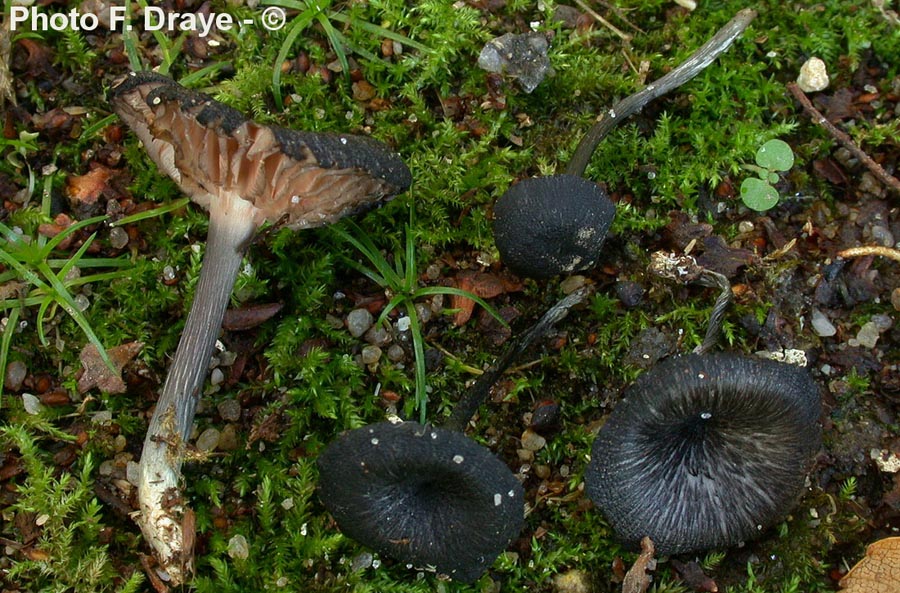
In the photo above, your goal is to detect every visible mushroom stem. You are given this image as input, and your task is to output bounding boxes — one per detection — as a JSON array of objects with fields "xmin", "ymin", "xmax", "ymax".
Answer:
[
  {"xmin": 565, "ymin": 8, "xmax": 757, "ymax": 178},
  {"xmin": 137, "ymin": 196, "xmax": 259, "ymax": 582},
  {"xmin": 445, "ymin": 287, "xmax": 589, "ymax": 432}
]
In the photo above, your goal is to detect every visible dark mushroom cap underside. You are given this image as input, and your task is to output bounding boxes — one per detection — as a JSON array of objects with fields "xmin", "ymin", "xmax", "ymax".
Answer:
[
  {"xmin": 111, "ymin": 71, "xmax": 411, "ymax": 228},
  {"xmin": 492, "ymin": 174, "xmax": 615, "ymax": 279},
  {"xmin": 585, "ymin": 352, "xmax": 821, "ymax": 555},
  {"xmin": 317, "ymin": 421, "xmax": 524, "ymax": 583}
]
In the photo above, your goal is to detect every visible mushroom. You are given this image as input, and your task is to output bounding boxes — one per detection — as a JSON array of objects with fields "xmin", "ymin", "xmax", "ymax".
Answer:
[
  {"xmin": 111, "ymin": 71, "xmax": 411, "ymax": 582},
  {"xmin": 317, "ymin": 289, "xmax": 588, "ymax": 582},
  {"xmin": 318, "ymin": 420, "xmax": 523, "ymax": 583},
  {"xmin": 492, "ymin": 8, "xmax": 757, "ymax": 279},
  {"xmin": 584, "ymin": 352, "xmax": 821, "ymax": 555}
]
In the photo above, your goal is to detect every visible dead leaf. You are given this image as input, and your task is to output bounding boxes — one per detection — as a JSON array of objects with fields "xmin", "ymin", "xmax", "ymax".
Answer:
[
  {"xmin": 622, "ymin": 536, "xmax": 656, "ymax": 593},
  {"xmin": 451, "ymin": 270, "xmax": 522, "ymax": 326},
  {"xmin": 222, "ymin": 302, "xmax": 284, "ymax": 331},
  {"xmin": 671, "ymin": 558, "xmax": 718, "ymax": 592},
  {"xmin": 695, "ymin": 236, "xmax": 757, "ymax": 278},
  {"xmin": 839, "ymin": 537, "xmax": 900, "ymax": 593},
  {"xmin": 66, "ymin": 166, "xmax": 116, "ymax": 207},
  {"xmin": 77, "ymin": 342, "xmax": 143, "ymax": 394}
]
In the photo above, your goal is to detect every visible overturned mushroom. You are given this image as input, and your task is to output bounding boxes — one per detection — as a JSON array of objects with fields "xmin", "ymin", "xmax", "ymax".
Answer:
[
  {"xmin": 492, "ymin": 8, "xmax": 756, "ymax": 279},
  {"xmin": 585, "ymin": 352, "xmax": 821, "ymax": 555},
  {"xmin": 318, "ymin": 420, "xmax": 523, "ymax": 583},
  {"xmin": 317, "ymin": 289, "xmax": 587, "ymax": 582},
  {"xmin": 111, "ymin": 71, "xmax": 411, "ymax": 583}
]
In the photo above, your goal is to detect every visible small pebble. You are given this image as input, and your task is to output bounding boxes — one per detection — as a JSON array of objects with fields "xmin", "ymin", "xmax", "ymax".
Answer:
[
  {"xmin": 520, "ymin": 428, "xmax": 546, "ymax": 452},
  {"xmin": 126, "ymin": 461, "xmax": 141, "ymax": 486},
  {"xmin": 209, "ymin": 367, "xmax": 225, "ymax": 386},
  {"xmin": 217, "ymin": 399, "xmax": 242, "ymax": 422},
  {"xmin": 99, "ymin": 460, "xmax": 116, "ymax": 477},
  {"xmin": 196, "ymin": 428, "xmax": 221, "ymax": 452},
  {"xmin": 530, "ymin": 400, "xmax": 561, "ymax": 431},
  {"xmin": 4, "ymin": 360, "xmax": 26, "ymax": 391},
  {"xmin": 811, "ymin": 308, "xmax": 837, "ymax": 337},
  {"xmin": 363, "ymin": 325, "xmax": 391, "ymax": 347},
  {"xmin": 891, "ymin": 287, "xmax": 900, "ymax": 311},
  {"xmin": 414, "ymin": 303, "xmax": 432, "ymax": 325},
  {"xmin": 534, "ymin": 464, "xmax": 551, "ymax": 479},
  {"xmin": 870, "ymin": 225, "xmax": 894, "ymax": 247},
  {"xmin": 615, "ymin": 281, "xmax": 644, "ymax": 308},
  {"xmin": 517, "ymin": 448, "xmax": 534, "ymax": 462},
  {"xmin": 796, "ymin": 57, "xmax": 829, "ymax": 92},
  {"xmin": 855, "ymin": 322, "xmax": 880, "ymax": 348},
  {"xmin": 113, "ymin": 434, "xmax": 127, "ymax": 452},
  {"xmin": 738, "ymin": 220, "xmax": 755, "ymax": 233},
  {"xmin": 346, "ymin": 308, "xmax": 374, "ymax": 338},
  {"xmin": 361, "ymin": 345, "xmax": 382, "ymax": 365},
  {"xmin": 109, "ymin": 226, "xmax": 129, "ymax": 249},
  {"xmin": 227, "ymin": 534, "xmax": 250, "ymax": 560},
  {"xmin": 218, "ymin": 424, "xmax": 239, "ymax": 451},
  {"xmin": 871, "ymin": 314, "xmax": 893, "ymax": 332},
  {"xmin": 396, "ymin": 316, "xmax": 411, "ymax": 332},
  {"xmin": 22, "ymin": 393, "xmax": 41, "ymax": 415},
  {"xmin": 387, "ymin": 344, "xmax": 406, "ymax": 363},
  {"xmin": 559, "ymin": 275, "xmax": 587, "ymax": 294}
]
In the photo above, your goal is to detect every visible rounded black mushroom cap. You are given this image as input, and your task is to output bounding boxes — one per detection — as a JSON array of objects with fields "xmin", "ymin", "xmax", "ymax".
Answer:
[
  {"xmin": 317, "ymin": 421, "xmax": 524, "ymax": 583},
  {"xmin": 111, "ymin": 71, "xmax": 411, "ymax": 229},
  {"xmin": 585, "ymin": 353, "xmax": 821, "ymax": 555},
  {"xmin": 492, "ymin": 174, "xmax": 615, "ymax": 279}
]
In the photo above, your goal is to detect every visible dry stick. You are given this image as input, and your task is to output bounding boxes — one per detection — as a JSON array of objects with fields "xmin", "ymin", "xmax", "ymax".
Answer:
[
  {"xmin": 572, "ymin": 0, "xmax": 632, "ymax": 42},
  {"xmin": 786, "ymin": 82, "xmax": 900, "ymax": 196},
  {"xmin": 838, "ymin": 245, "xmax": 900, "ymax": 263},
  {"xmin": 444, "ymin": 287, "xmax": 590, "ymax": 433},
  {"xmin": 566, "ymin": 8, "xmax": 757, "ymax": 178}
]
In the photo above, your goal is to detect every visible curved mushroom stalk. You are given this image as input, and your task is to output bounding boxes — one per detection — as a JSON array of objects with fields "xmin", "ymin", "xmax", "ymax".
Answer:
[
  {"xmin": 138, "ymin": 195, "xmax": 259, "ymax": 579},
  {"xmin": 492, "ymin": 8, "xmax": 757, "ymax": 279},
  {"xmin": 317, "ymin": 289, "xmax": 588, "ymax": 582},
  {"xmin": 111, "ymin": 71, "xmax": 410, "ymax": 583}
]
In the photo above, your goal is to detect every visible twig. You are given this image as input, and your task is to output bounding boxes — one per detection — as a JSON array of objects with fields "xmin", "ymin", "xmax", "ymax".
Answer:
[
  {"xmin": 838, "ymin": 245, "xmax": 900, "ymax": 263},
  {"xmin": 572, "ymin": 0, "xmax": 632, "ymax": 42},
  {"xmin": 566, "ymin": 8, "xmax": 757, "ymax": 177},
  {"xmin": 786, "ymin": 82, "xmax": 900, "ymax": 196}
]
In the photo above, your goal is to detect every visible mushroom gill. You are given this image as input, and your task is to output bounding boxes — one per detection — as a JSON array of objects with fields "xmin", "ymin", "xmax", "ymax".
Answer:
[{"xmin": 585, "ymin": 352, "xmax": 821, "ymax": 555}]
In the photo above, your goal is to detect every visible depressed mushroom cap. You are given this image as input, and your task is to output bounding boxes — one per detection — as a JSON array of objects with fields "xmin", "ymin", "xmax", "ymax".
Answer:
[
  {"xmin": 317, "ymin": 421, "xmax": 524, "ymax": 583},
  {"xmin": 585, "ymin": 352, "xmax": 821, "ymax": 555},
  {"xmin": 111, "ymin": 71, "xmax": 411, "ymax": 229},
  {"xmin": 492, "ymin": 174, "xmax": 615, "ymax": 279}
]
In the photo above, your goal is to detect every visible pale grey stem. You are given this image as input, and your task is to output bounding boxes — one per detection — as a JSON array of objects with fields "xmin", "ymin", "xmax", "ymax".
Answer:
[
  {"xmin": 565, "ymin": 8, "xmax": 757, "ymax": 178},
  {"xmin": 137, "ymin": 196, "xmax": 258, "ymax": 583}
]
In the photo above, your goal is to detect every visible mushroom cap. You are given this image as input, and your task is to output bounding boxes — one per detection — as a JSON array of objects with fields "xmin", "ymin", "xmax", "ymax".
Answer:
[
  {"xmin": 111, "ymin": 71, "xmax": 411, "ymax": 229},
  {"xmin": 585, "ymin": 352, "xmax": 821, "ymax": 555},
  {"xmin": 492, "ymin": 174, "xmax": 615, "ymax": 279},
  {"xmin": 317, "ymin": 421, "xmax": 524, "ymax": 583}
]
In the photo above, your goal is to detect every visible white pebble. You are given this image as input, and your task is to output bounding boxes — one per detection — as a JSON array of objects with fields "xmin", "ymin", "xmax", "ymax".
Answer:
[
  {"xmin": 22, "ymin": 393, "xmax": 41, "ymax": 415},
  {"xmin": 797, "ymin": 57, "xmax": 829, "ymax": 92},
  {"xmin": 811, "ymin": 309, "xmax": 837, "ymax": 337}
]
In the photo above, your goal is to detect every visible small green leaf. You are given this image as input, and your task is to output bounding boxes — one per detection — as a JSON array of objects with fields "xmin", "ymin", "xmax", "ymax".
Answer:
[
  {"xmin": 755, "ymin": 139, "xmax": 794, "ymax": 172},
  {"xmin": 768, "ymin": 171, "xmax": 780, "ymax": 184},
  {"xmin": 741, "ymin": 177, "xmax": 780, "ymax": 211}
]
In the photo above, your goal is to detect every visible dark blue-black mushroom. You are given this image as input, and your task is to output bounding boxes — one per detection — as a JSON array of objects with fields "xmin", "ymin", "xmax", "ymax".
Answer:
[
  {"xmin": 492, "ymin": 9, "xmax": 756, "ymax": 279},
  {"xmin": 112, "ymin": 71, "xmax": 411, "ymax": 583},
  {"xmin": 317, "ymin": 421, "xmax": 523, "ymax": 583},
  {"xmin": 317, "ymin": 289, "xmax": 587, "ymax": 582},
  {"xmin": 585, "ymin": 352, "xmax": 821, "ymax": 555}
]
